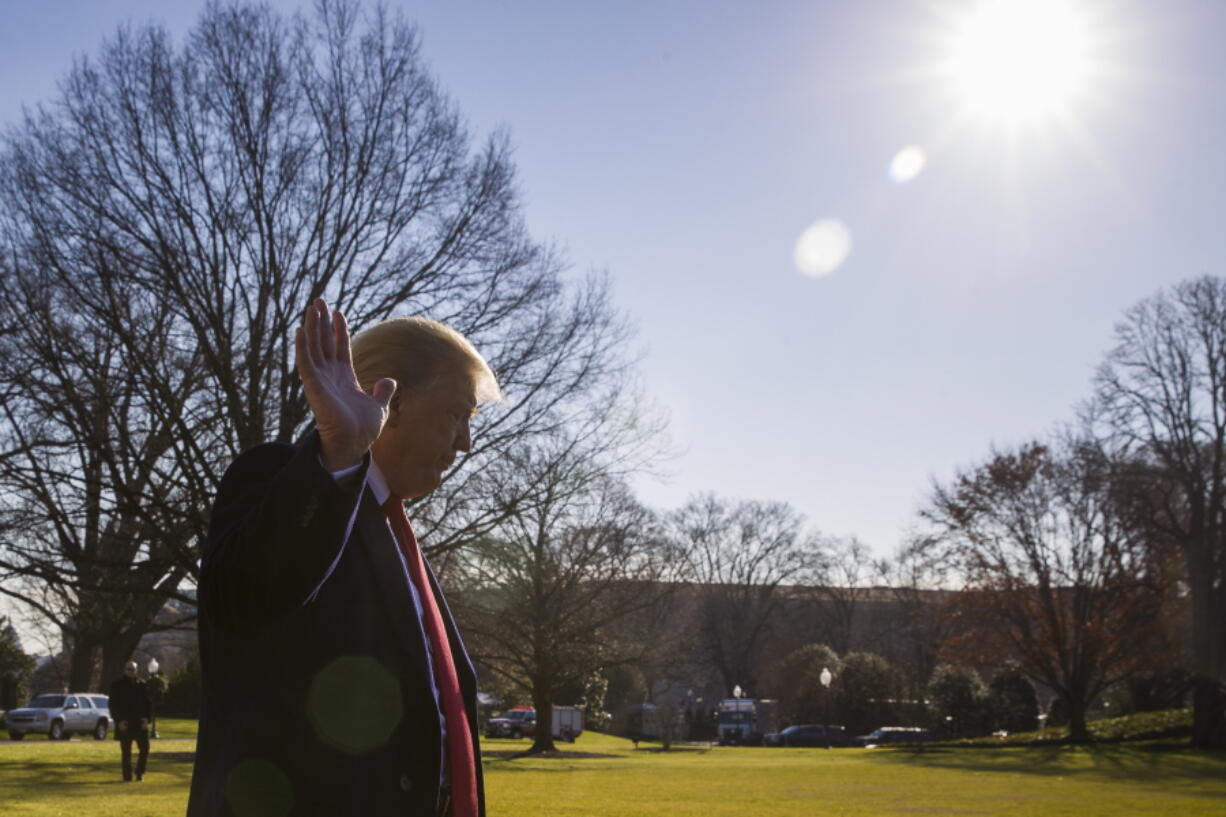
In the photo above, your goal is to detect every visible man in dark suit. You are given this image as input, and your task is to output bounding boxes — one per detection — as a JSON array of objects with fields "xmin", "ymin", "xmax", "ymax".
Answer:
[
  {"xmin": 110, "ymin": 660, "xmax": 153, "ymax": 782},
  {"xmin": 187, "ymin": 299, "xmax": 498, "ymax": 817}
]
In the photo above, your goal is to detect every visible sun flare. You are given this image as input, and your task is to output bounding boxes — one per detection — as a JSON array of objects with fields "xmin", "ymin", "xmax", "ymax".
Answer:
[
  {"xmin": 941, "ymin": 0, "xmax": 1096, "ymax": 124},
  {"xmin": 794, "ymin": 219, "xmax": 852, "ymax": 278}
]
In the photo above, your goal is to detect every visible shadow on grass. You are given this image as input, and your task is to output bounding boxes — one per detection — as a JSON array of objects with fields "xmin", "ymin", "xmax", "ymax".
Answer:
[
  {"xmin": 1, "ymin": 748, "xmax": 197, "ymax": 793},
  {"xmin": 483, "ymin": 749, "xmax": 620, "ymax": 760},
  {"xmin": 154, "ymin": 751, "xmax": 198, "ymax": 764},
  {"xmin": 863, "ymin": 741, "xmax": 1226, "ymax": 790},
  {"xmin": 1, "ymin": 758, "xmax": 110, "ymax": 787}
]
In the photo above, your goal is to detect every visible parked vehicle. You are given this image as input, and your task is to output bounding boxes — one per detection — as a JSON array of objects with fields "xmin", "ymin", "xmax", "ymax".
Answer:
[
  {"xmin": 5, "ymin": 693, "xmax": 113, "ymax": 741},
  {"xmin": 849, "ymin": 726, "xmax": 931, "ymax": 747},
  {"xmin": 617, "ymin": 702, "xmax": 663, "ymax": 741},
  {"xmin": 716, "ymin": 698, "xmax": 777, "ymax": 746},
  {"xmin": 483, "ymin": 705, "xmax": 584, "ymax": 741},
  {"xmin": 763, "ymin": 724, "xmax": 848, "ymax": 747},
  {"xmin": 548, "ymin": 706, "xmax": 584, "ymax": 742},
  {"xmin": 485, "ymin": 706, "xmax": 536, "ymax": 739}
]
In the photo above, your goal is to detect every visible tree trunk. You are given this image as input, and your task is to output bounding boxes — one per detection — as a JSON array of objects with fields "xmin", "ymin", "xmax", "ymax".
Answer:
[
  {"xmin": 1066, "ymin": 701, "xmax": 1091, "ymax": 743},
  {"xmin": 1192, "ymin": 678, "xmax": 1226, "ymax": 750},
  {"xmin": 100, "ymin": 631, "xmax": 147, "ymax": 693},
  {"xmin": 67, "ymin": 639, "xmax": 99, "ymax": 692},
  {"xmin": 1188, "ymin": 544, "xmax": 1226, "ymax": 749},
  {"xmin": 530, "ymin": 695, "xmax": 556, "ymax": 753}
]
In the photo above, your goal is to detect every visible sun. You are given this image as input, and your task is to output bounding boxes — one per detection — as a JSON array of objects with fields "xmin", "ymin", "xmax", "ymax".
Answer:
[{"xmin": 940, "ymin": 0, "xmax": 1096, "ymax": 124}]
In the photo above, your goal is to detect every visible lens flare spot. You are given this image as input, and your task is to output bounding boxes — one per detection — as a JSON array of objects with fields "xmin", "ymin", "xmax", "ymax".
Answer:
[
  {"xmin": 307, "ymin": 655, "xmax": 403, "ymax": 755},
  {"xmin": 793, "ymin": 219, "xmax": 852, "ymax": 278},
  {"xmin": 889, "ymin": 146, "xmax": 927, "ymax": 183},
  {"xmin": 225, "ymin": 758, "xmax": 293, "ymax": 817}
]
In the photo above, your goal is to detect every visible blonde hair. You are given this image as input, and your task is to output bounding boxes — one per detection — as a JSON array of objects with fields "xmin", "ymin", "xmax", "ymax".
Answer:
[{"xmin": 351, "ymin": 317, "xmax": 501, "ymax": 404}]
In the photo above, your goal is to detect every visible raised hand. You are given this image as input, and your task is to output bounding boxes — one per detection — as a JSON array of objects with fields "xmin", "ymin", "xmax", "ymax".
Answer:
[{"xmin": 295, "ymin": 298, "xmax": 397, "ymax": 471}]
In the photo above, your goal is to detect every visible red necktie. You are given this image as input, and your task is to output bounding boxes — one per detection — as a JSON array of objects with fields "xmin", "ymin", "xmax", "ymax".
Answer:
[{"xmin": 383, "ymin": 498, "xmax": 478, "ymax": 817}]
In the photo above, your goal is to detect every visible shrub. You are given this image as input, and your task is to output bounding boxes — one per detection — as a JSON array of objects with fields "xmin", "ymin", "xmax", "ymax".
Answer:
[
  {"xmin": 159, "ymin": 657, "xmax": 202, "ymax": 717},
  {"xmin": 986, "ymin": 669, "xmax": 1039, "ymax": 734},
  {"xmin": 927, "ymin": 664, "xmax": 987, "ymax": 738}
]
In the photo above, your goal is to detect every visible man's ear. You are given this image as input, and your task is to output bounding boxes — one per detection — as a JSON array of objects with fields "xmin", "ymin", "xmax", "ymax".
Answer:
[{"xmin": 384, "ymin": 388, "xmax": 406, "ymax": 427}]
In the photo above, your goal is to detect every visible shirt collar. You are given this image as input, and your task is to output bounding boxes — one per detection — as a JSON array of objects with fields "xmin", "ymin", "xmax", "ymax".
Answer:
[{"xmin": 367, "ymin": 457, "xmax": 392, "ymax": 505}]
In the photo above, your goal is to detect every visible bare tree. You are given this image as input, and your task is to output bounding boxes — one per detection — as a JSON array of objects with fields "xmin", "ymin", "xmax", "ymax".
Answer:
[
  {"xmin": 626, "ymin": 586, "xmax": 706, "ymax": 750},
  {"xmin": 0, "ymin": 261, "xmax": 201, "ymax": 688},
  {"xmin": 812, "ymin": 536, "xmax": 874, "ymax": 655},
  {"xmin": 0, "ymin": 0, "xmax": 632, "ymax": 661},
  {"xmin": 1090, "ymin": 276, "xmax": 1226, "ymax": 749},
  {"xmin": 453, "ymin": 386, "xmax": 673, "ymax": 753},
  {"xmin": 670, "ymin": 495, "xmax": 819, "ymax": 697},
  {"xmin": 919, "ymin": 440, "xmax": 1165, "ymax": 741},
  {"xmin": 873, "ymin": 544, "xmax": 955, "ymax": 703}
]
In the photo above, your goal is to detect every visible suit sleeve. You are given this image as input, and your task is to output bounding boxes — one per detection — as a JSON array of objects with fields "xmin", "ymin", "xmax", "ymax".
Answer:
[{"xmin": 199, "ymin": 435, "xmax": 369, "ymax": 633}]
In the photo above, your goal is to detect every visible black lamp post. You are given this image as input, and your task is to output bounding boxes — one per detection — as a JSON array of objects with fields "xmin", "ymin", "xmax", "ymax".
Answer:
[
  {"xmin": 147, "ymin": 658, "xmax": 161, "ymax": 739},
  {"xmin": 820, "ymin": 667, "xmax": 833, "ymax": 748}
]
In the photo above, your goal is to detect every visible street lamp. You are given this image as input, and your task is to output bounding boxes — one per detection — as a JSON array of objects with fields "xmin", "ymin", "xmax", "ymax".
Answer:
[
  {"xmin": 728, "ymin": 686, "xmax": 745, "ymax": 745},
  {"xmin": 819, "ymin": 667, "xmax": 833, "ymax": 748},
  {"xmin": 147, "ymin": 658, "xmax": 161, "ymax": 739}
]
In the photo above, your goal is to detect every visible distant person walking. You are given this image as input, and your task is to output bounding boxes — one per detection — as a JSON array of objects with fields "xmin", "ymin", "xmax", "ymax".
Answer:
[{"xmin": 109, "ymin": 661, "xmax": 152, "ymax": 782}]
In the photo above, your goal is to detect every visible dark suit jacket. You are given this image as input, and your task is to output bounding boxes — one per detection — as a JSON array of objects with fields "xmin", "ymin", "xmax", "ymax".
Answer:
[
  {"xmin": 186, "ymin": 433, "xmax": 485, "ymax": 817},
  {"xmin": 108, "ymin": 676, "xmax": 152, "ymax": 735}
]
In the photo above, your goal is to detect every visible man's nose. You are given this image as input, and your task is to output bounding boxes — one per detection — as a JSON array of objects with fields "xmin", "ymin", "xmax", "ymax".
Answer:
[{"xmin": 455, "ymin": 419, "xmax": 472, "ymax": 453}]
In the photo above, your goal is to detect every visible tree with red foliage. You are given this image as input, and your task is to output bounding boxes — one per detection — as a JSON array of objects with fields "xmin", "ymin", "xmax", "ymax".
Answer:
[{"xmin": 919, "ymin": 440, "xmax": 1167, "ymax": 741}]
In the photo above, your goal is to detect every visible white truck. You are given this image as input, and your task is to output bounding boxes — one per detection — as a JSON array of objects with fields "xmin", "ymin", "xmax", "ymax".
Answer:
[
  {"xmin": 550, "ymin": 705, "xmax": 584, "ymax": 742},
  {"xmin": 717, "ymin": 698, "xmax": 777, "ymax": 746}
]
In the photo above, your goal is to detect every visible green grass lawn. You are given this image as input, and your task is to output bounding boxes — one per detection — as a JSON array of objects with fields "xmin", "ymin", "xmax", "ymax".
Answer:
[
  {"xmin": 2, "ymin": 720, "xmax": 1224, "ymax": 816},
  {"xmin": 4, "ymin": 715, "xmax": 200, "ymax": 742}
]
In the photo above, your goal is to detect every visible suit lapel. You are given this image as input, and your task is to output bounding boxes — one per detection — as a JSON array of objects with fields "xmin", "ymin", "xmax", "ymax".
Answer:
[
  {"xmin": 357, "ymin": 488, "xmax": 477, "ymax": 704},
  {"xmin": 354, "ymin": 490, "xmax": 432, "ymax": 681}
]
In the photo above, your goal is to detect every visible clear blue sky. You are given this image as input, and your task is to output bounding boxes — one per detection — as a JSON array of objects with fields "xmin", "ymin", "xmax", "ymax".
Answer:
[{"xmin": 2, "ymin": 0, "xmax": 1224, "ymax": 569}]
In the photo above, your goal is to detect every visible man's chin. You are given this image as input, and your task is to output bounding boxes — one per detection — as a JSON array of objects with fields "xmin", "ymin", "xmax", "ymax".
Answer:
[{"xmin": 399, "ymin": 473, "xmax": 443, "ymax": 500}]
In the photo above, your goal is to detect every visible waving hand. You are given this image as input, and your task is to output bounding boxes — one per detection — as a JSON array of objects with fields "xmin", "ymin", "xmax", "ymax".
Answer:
[{"xmin": 295, "ymin": 298, "xmax": 397, "ymax": 471}]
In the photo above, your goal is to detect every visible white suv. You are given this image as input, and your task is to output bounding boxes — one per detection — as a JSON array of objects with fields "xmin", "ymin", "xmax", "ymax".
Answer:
[{"xmin": 5, "ymin": 693, "xmax": 113, "ymax": 740}]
